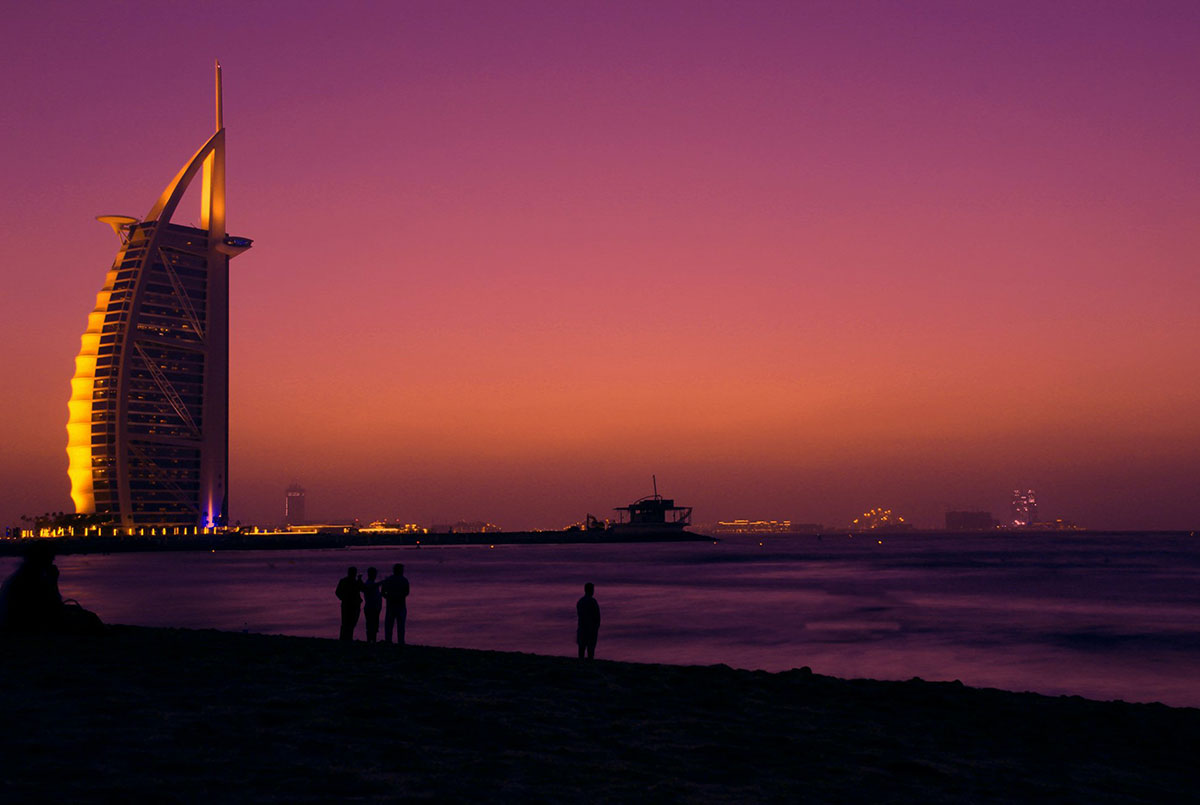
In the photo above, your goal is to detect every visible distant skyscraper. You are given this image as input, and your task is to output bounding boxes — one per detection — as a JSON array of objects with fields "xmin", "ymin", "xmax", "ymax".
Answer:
[
  {"xmin": 945, "ymin": 511, "xmax": 995, "ymax": 530},
  {"xmin": 285, "ymin": 484, "xmax": 307, "ymax": 525},
  {"xmin": 66, "ymin": 63, "xmax": 252, "ymax": 528},
  {"xmin": 1011, "ymin": 490, "xmax": 1038, "ymax": 527}
]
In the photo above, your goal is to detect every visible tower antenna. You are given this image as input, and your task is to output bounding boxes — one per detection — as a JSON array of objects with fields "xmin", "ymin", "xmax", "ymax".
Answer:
[
  {"xmin": 653, "ymin": 474, "xmax": 658, "ymax": 499},
  {"xmin": 215, "ymin": 59, "xmax": 223, "ymax": 131},
  {"xmin": 199, "ymin": 59, "xmax": 226, "ymax": 239}
]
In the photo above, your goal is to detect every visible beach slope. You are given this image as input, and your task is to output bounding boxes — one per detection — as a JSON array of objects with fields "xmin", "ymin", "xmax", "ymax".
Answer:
[{"xmin": 1, "ymin": 626, "xmax": 1196, "ymax": 802}]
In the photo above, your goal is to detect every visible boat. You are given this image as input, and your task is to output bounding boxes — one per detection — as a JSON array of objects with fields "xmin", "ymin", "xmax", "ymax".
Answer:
[{"xmin": 607, "ymin": 477, "xmax": 693, "ymax": 536}]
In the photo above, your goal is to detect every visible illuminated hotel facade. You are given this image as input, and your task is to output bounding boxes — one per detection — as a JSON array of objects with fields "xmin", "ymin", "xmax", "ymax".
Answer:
[{"xmin": 66, "ymin": 64, "xmax": 251, "ymax": 528}]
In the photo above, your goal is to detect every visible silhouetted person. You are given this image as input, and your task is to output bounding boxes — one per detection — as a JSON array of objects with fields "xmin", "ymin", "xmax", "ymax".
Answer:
[
  {"xmin": 362, "ymin": 566, "xmax": 383, "ymax": 643},
  {"xmin": 576, "ymin": 582, "xmax": 600, "ymax": 660},
  {"xmin": 381, "ymin": 563, "xmax": 409, "ymax": 645},
  {"xmin": 335, "ymin": 566, "xmax": 363, "ymax": 642}
]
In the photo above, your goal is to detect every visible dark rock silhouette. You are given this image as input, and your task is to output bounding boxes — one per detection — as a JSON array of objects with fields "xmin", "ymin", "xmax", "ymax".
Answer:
[
  {"xmin": 335, "ymin": 566, "xmax": 363, "ymax": 642},
  {"xmin": 381, "ymin": 563, "xmax": 409, "ymax": 645},
  {"xmin": 0, "ymin": 542, "xmax": 101, "ymax": 634},
  {"xmin": 362, "ymin": 567, "xmax": 383, "ymax": 643},
  {"xmin": 576, "ymin": 582, "xmax": 600, "ymax": 660}
]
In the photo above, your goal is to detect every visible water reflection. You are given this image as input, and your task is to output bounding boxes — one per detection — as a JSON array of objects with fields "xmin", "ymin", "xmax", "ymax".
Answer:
[{"xmin": 7, "ymin": 532, "xmax": 1198, "ymax": 707}]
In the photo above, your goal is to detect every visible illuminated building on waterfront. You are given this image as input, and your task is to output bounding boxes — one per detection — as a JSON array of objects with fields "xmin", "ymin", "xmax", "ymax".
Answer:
[
  {"xmin": 710, "ymin": 520, "xmax": 824, "ymax": 535},
  {"xmin": 851, "ymin": 508, "xmax": 910, "ymax": 531},
  {"xmin": 66, "ymin": 64, "xmax": 252, "ymax": 528},
  {"xmin": 1011, "ymin": 490, "xmax": 1038, "ymax": 527},
  {"xmin": 713, "ymin": 519, "xmax": 794, "ymax": 535}
]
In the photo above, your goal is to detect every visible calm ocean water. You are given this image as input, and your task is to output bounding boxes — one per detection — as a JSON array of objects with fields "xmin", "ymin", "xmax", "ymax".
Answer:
[{"xmin": 8, "ymin": 532, "xmax": 1199, "ymax": 707}]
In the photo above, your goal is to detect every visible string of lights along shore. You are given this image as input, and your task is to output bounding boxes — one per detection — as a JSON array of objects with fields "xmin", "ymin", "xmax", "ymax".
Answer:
[{"xmin": 66, "ymin": 62, "xmax": 252, "ymax": 531}]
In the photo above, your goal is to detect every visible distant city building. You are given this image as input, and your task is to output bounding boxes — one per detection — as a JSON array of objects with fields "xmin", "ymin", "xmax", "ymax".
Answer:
[
  {"xmin": 713, "ymin": 520, "xmax": 792, "ymax": 535},
  {"xmin": 945, "ymin": 511, "xmax": 995, "ymax": 530},
  {"xmin": 66, "ymin": 64, "xmax": 251, "ymax": 528},
  {"xmin": 430, "ymin": 521, "xmax": 502, "ymax": 534},
  {"xmin": 1011, "ymin": 490, "xmax": 1038, "ymax": 527},
  {"xmin": 284, "ymin": 484, "xmax": 306, "ymax": 525},
  {"xmin": 711, "ymin": 520, "xmax": 824, "ymax": 535},
  {"xmin": 362, "ymin": 521, "xmax": 426, "ymax": 534},
  {"xmin": 851, "ymin": 508, "xmax": 911, "ymax": 531},
  {"xmin": 1030, "ymin": 518, "xmax": 1083, "ymax": 531}
]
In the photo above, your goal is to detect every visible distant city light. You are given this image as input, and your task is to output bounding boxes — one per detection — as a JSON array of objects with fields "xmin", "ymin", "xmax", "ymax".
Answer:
[{"xmin": 851, "ymin": 508, "xmax": 908, "ymax": 531}]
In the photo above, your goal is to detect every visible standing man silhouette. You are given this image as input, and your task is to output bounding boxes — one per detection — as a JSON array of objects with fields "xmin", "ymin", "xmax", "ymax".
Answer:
[
  {"xmin": 381, "ymin": 563, "xmax": 410, "ymax": 645},
  {"xmin": 362, "ymin": 567, "xmax": 383, "ymax": 643},
  {"xmin": 335, "ymin": 566, "xmax": 363, "ymax": 641},
  {"xmin": 576, "ymin": 582, "xmax": 600, "ymax": 660}
]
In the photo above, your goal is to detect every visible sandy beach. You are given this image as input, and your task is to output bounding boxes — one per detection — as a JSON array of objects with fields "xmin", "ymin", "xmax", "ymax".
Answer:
[{"xmin": 1, "ymin": 626, "xmax": 1197, "ymax": 802}]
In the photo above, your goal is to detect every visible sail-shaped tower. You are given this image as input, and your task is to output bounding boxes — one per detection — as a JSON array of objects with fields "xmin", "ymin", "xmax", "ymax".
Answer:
[{"xmin": 67, "ymin": 63, "xmax": 252, "ymax": 529}]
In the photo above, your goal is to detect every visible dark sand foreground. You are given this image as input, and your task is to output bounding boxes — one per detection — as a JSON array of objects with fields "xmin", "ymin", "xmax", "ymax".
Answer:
[{"xmin": 2, "ymin": 627, "xmax": 1197, "ymax": 803}]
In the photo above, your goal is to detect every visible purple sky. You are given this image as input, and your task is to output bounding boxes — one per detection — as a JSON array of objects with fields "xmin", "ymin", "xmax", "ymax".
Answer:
[{"xmin": 2, "ymin": 1, "xmax": 1199, "ymax": 529}]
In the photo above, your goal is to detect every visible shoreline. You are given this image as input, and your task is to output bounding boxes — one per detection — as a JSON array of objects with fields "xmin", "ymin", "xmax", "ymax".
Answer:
[
  {"xmin": 2, "ymin": 625, "xmax": 1198, "ymax": 801},
  {"xmin": 2, "ymin": 528, "xmax": 1194, "ymax": 557},
  {"xmin": 0, "ymin": 529, "xmax": 712, "ymax": 557}
]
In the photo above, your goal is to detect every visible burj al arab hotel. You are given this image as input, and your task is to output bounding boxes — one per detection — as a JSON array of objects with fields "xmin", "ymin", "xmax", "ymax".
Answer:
[{"xmin": 67, "ymin": 63, "xmax": 252, "ymax": 529}]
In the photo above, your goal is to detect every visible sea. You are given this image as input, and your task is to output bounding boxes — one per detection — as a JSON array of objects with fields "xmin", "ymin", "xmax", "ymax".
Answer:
[{"xmin": 8, "ymin": 532, "xmax": 1200, "ymax": 708}]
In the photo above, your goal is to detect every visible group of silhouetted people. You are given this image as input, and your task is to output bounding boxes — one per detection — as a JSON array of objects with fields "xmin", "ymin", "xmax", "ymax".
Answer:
[
  {"xmin": 4, "ymin": 541, "xmax": 600, "ymax": 656},
  {"xmin": 334, "ymin": 567, "xmax": 602, "ymax": 659},
  {"xmin": 336, "ymin": 563, "xmax": 409, "ymax": 643}
]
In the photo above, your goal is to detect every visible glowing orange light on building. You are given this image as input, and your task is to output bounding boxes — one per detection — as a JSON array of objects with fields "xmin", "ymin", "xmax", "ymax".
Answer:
[{"xmin": 66, "ymin": 270, "xmax": 119, "ymax": 513}]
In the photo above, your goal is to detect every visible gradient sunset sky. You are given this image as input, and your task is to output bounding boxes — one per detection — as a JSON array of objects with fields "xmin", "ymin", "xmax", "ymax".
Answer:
[{"xmin": 3, "ymin": 1, "xmax": 1198, "ymax": 530}]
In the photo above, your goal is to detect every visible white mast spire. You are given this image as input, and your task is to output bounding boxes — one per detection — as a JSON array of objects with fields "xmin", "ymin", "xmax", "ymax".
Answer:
[
  {"xmin": 199, "ymin": 59, "xmax": 226, "ymax": 239},
  {"xmin": 215, "ymin": 59, "xmax": 223, "ymax": 131}
]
